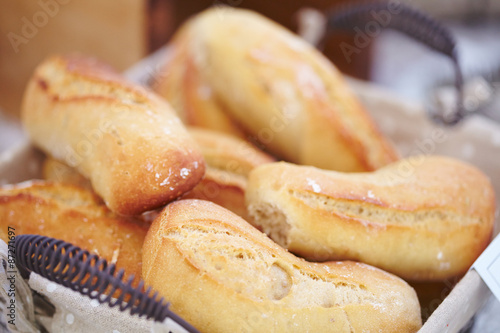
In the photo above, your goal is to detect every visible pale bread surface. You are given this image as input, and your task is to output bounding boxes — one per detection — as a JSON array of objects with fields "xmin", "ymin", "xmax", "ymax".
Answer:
[
  {"xmin": 142, "ymin": 199, "xmax": 421, "ymax": 332},
  {"xmin": 246, "ymin": 156, "xmax": 495, "ymax": 281}
]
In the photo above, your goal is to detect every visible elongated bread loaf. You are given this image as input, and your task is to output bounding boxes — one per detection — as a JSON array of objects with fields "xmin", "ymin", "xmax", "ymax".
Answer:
[
  {"xmin": 143, "ymin": 199, "xmax": 422, "ymax": 332},
  {"xmin": 41, "ymin": 127, "xmax": 274, "ymax": 220},
  {"xmin": 246, "ymin": 156, "xmax": 496, "ymax": 281},
  {"xmin": 154, "ymin": 8, "xmax": 398, "ymax": 172},
  {"xmin": 21, "ymin": 54, "xmax": 205, "ymax": 215},
  {"xmin": 0, "ymin": 181, "xmax": 147, "ymax": 283},
  {"xmin": 183, "ymin": 128, "xmax": 274, "ymax": 221}
]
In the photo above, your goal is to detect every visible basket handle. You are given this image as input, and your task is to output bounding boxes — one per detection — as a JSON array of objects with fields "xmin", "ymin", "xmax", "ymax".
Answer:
[
  {"xmin": 326, "ymin": 1, "xmax": 464, "ymax": 125},
  {"xmin": 15, "ymin": 234, "xmax": 199, "ymax": 332}
]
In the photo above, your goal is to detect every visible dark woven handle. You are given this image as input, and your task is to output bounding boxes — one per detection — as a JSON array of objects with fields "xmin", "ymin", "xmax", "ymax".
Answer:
[
  {"xmin": 327, "ymin": 1, "xmax": 464, "ymax": 125},
  {"xmin": 15, "ymin": 234, "xmax": 199, "ymax": 332}
]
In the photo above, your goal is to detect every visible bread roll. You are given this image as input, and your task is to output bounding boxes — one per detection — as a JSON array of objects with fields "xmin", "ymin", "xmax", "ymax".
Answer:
[
  {"xmin": 143, "ymin": 199, "xmax": 422, "ymax": 332},
  {"xmin": 183, "ymin": 128, "xmax": 274, "ymax": 221},
  {"xmin": 246, "ymin": 156, "xmax": 495, "ymax": 281},
  {"xmin": 21, "ymin": 54, "xmax": 205, "ymax": 215},
  {"xmin": 0, "ymin": 181, "xmax": 147, "ymax": 282},
  {"xmin": 154, "ymin": 8, "xmax": 398, "ymax": 172},
  {"xmin": 41, "ymin": 127, "xmax": 274, "ymax": 221}
]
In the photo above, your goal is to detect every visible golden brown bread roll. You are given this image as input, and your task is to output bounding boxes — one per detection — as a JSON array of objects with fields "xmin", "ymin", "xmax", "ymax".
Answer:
[
  {"xmin": 21, "ymin": 54, "xmax": 205, "ymax": 215},
  {"xmin": 143, "ymin": 199, "xmax": 422, "ymax": 332},
  {"xmin": 0, "ymin": 181, "xmax": 147, "ymax": 282},
  {"xmin": 154, "ymin": 8, "xmax": 398, "ymax": 172},
  {"xmin": 183, "ymin": 128, "xmax": 274, "ymax": 220},
  {"xmin": 41, "ymin": 127, "xmax": 274, "ymax": 221},
  {"xmin": 41, "ymin": 151, "xmax": 251, "ymax": 222},
  {"xmin": 246, "ymin": 156, "xmax": 496, "ymax": 281}
]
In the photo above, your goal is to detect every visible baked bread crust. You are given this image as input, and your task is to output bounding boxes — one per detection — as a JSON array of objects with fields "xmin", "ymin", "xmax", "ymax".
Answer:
[
  {"xmin": 182, "ymin": 128, "xmax": 274, "ymax": 221},
  {"xmin": 155, "ymin": 8, "xmax": 399, "ymax": 172},
  {"xmin": 246, "ymin": 156, "xmax": 496, "ymax": 281},
  {"xmin": 0, "ymin": 181, "xmax": 147, "ymax": 282},
  {"xmin": 188, "ymin": 127, "xmax": 274, "ymax": 177},
  {"xmin": 142, "ymin": 199, "xmax": 422, "ymax": 332},
  {"xmin": 21, "ymin": 54, "xmax": 205, "ymax": 215},
  {"xmin": 41, "ymin": 127, "xmax": 274, "ymax": 221}
]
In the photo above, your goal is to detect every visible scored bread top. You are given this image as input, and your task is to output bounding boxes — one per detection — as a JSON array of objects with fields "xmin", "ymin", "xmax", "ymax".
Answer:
[
  {"xmin": 142, "ymin": 199, "xmax": 421, "ymax": 332},
  {"xmin": 246, "ymin": 156, "xmax": 495, "ymax": 280},
  {"xmin": 21, "ymin": 54, "xmax": 205, "ymax": 215},
  {"xmin": 248, "ymin": 156, "xmax": 495, "ymax": 228},
  {"xmin": 0, "ymin": 181, "xmax": 147, "ymax": 283}
]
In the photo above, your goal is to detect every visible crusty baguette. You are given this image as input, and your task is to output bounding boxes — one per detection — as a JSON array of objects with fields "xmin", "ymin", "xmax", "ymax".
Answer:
[
  {"xmin": 21, "ymin": 54, "xmax": 205, "ymax": 215},
  {"xmin": 154, "ymin": 8, "xmax": 398, "ymax": 172},
  {"xmin": 41, "ymin": 151, "xmax": 251, "ymax": 222},
  {"xmin": 0, "ymin": 181, "xmax": 147, "ymax": 283},
  {"xmin": 42, "ymin": 127, "xmax": 275, "ymax": 221},
  {"xmin": 143, "ymin": 199, "xmax": 422, "ymax": 333},
  {"xmin": 246, "ymin": 156, "xmax": 495, "ymax": 281},
  {"xmin": 42, "ymin": 127, "xmax": 273, "ymax": 177}
]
